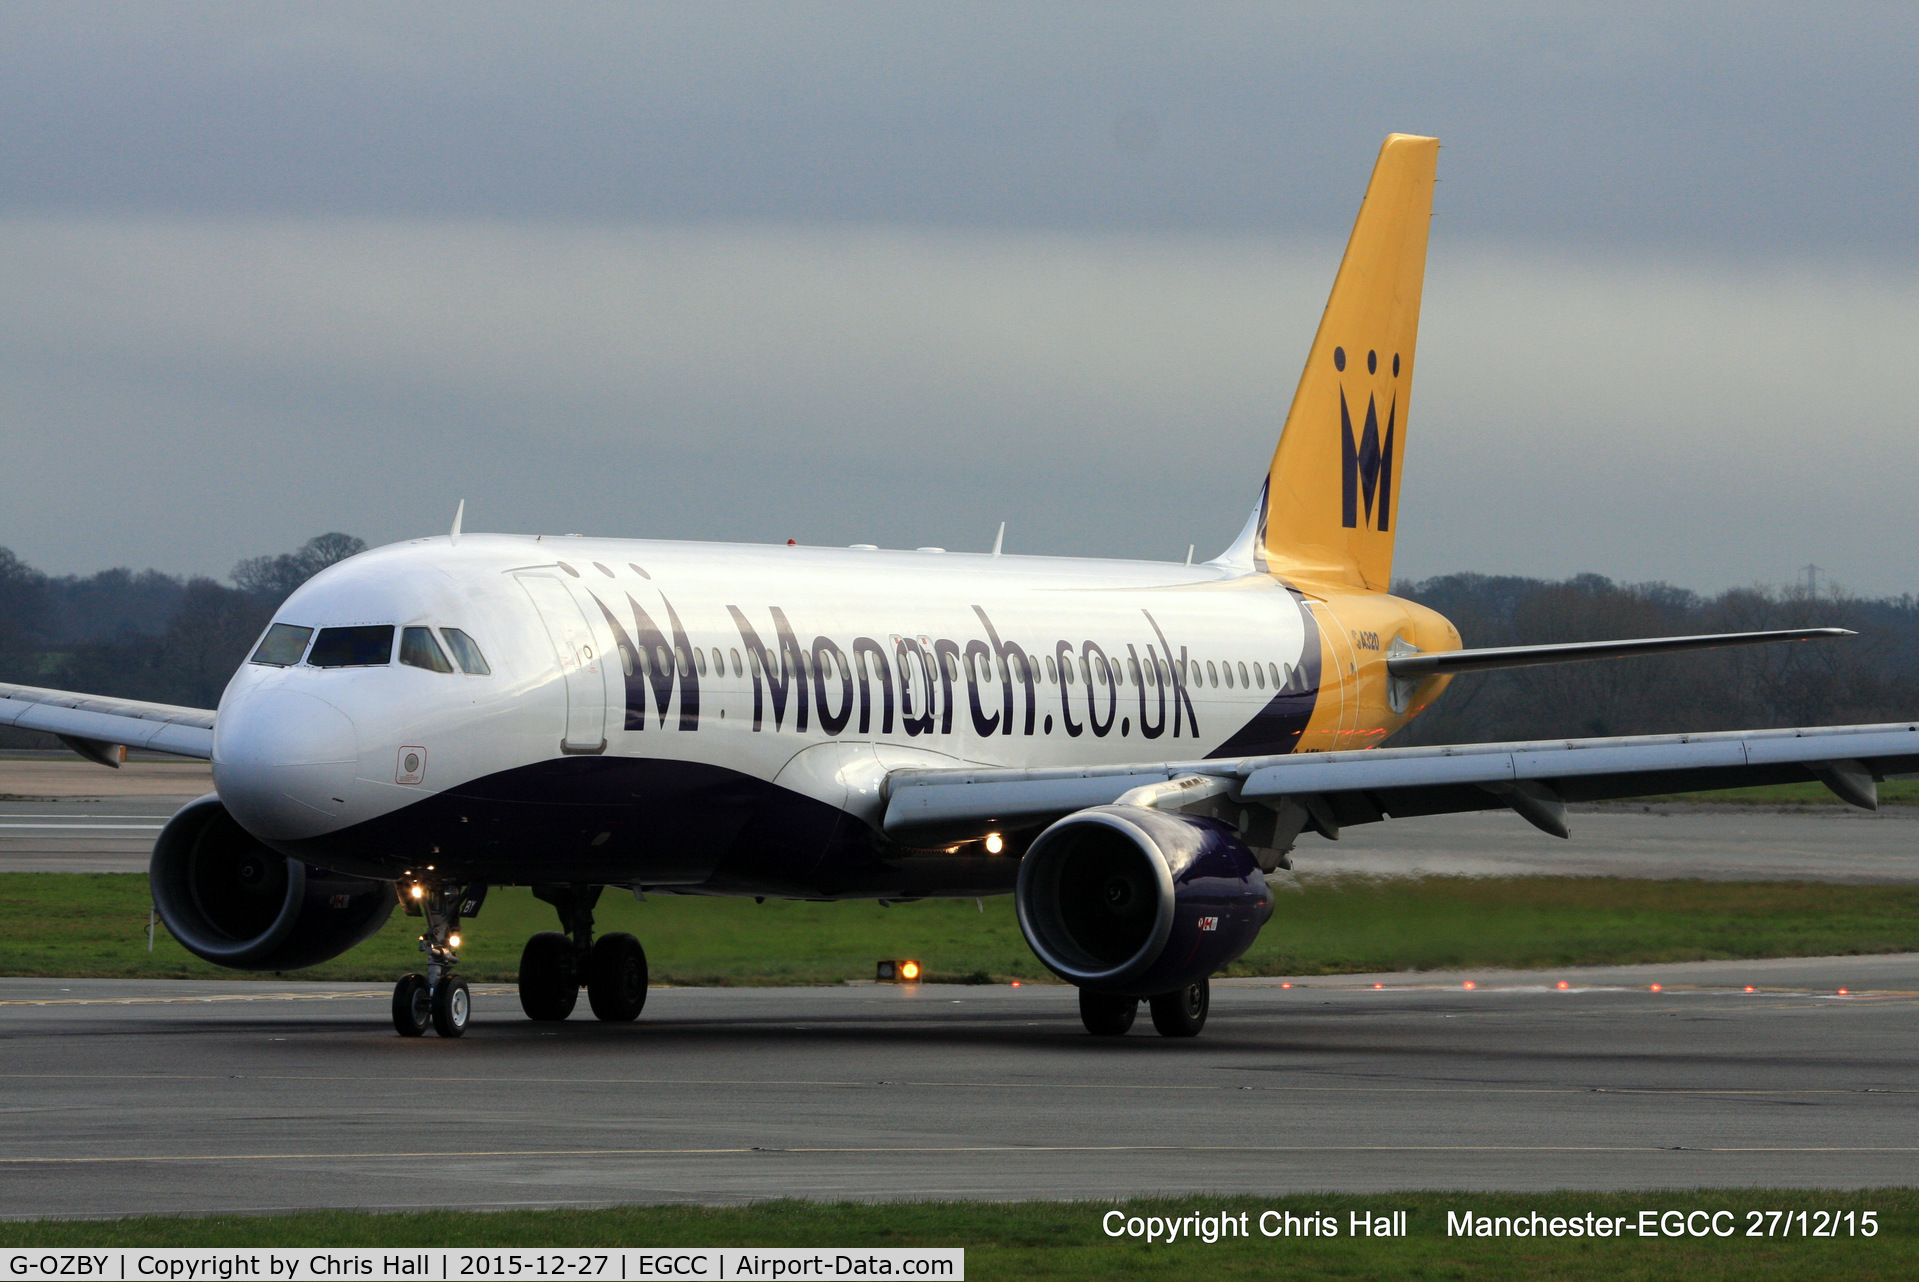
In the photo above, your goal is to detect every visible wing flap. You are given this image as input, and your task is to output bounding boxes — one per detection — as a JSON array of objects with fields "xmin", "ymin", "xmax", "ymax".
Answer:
[
  {"xmin": 882, "ymin": 721, "xmax": 1919, "ymax": 842},
  {"xmin": 0, "ymin": 682, "xmax": 216, "ymax": 761}
]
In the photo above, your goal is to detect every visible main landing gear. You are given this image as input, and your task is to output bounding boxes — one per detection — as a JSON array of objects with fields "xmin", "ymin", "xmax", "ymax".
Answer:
[
  {"xmin": 1078, "ymin": 977, "xmax": 1210, "ymax": 1039},
  {"xmin": 391, "ymin": 881, "xmax": 473, "ymax": 1038},
  {"xmin": 517, "ymin": 883, "xmax": 649, "ymax": 1024}
]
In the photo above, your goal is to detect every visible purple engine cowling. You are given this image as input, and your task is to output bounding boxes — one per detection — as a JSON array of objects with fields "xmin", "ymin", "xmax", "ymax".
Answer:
[
  {"xmin": 1015, "ymin": 805, "xmax": 1273, "ymax": 997},
  {"xmin": 150, "ymin": 793, "xmax": 395, "ymax": 971}
]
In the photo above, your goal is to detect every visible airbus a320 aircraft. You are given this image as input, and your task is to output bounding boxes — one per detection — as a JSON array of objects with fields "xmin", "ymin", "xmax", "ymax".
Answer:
[{"xmin": 4, "ymin": 135, "xmax": 1901, "ymax": 1041}]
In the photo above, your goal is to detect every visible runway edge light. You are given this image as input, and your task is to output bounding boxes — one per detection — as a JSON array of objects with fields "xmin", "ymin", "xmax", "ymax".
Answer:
[{"xmin": 877, "ymin": 959, "xmax": 923, "ymax": 983}]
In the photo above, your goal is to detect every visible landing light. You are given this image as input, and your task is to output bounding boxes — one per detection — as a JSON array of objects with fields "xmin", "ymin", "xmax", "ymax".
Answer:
[
  {"xmin": 985, "ymin": 832, "xmax": 1004, "ymax": 854},
  {"xmin": 409, "ymin": 885, "xmax": 424, "ymax": 900},
  {"xmin": 448, "ymin": 934, "xmax": 462, "ymax": 949}
]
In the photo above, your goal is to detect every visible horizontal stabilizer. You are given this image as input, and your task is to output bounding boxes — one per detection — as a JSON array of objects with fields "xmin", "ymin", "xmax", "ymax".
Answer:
[{"xmin": 1386, "ymin": 628, "xmax": 1852, "ymax": 679}]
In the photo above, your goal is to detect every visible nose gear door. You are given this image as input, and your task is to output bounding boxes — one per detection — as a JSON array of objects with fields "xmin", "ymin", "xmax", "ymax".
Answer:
[{"xmin": 516, "ymin": 573, "xmax": 608, "ymax": 754}]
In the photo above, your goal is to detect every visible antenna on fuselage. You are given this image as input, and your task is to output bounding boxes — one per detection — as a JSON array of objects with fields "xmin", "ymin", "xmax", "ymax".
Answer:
[
  {"xmin": 991, "ymin": 522, "xmax": 1005, "ymax": 557},
  {"xmin": 450, "ymin": 499, "xmax": 465, "ymax": 546},
  {"xmin": 1186, "ymin": 544, "xmax": 1194, "ymax": 565}
]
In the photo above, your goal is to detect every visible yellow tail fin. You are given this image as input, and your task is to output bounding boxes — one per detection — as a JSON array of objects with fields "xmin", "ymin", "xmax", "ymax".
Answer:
[{"xmin": 1261, "ymin": 134, "xmax": 1438, "ymax": 591}]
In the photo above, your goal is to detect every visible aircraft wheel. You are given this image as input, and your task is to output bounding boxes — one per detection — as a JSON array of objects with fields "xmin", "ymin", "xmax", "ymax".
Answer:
[
  {"xmin": 1078, "ymin": 989, "xmax": 1138, "ymax": 1036},
  {"xmin": 1149, "ymin": 979, "xmax": 1209, "ymax": 1038},
  {"xmin": 391, "ymin": 973, "xmax": 431, "ymax": 1037},
  {"xmin": 587, "ymin": 932, "xmax": 649, "ymax": 1022},
  {"xmin": 518, "ymin": 931, "xmax": 579, "ymax": 1021},
  {"xmin": 432, "ymin": 977, "xmax": 472, "ymax": 1038}
]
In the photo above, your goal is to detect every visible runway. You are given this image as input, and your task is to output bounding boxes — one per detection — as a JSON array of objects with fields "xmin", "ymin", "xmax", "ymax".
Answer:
[
  {"xmin": 3, "ymin": 954, "xmax": 1916, "ymax": 1218},
  {"xmin": 0, "ymin": 757, "xmax": 208, "ymax": 874}
]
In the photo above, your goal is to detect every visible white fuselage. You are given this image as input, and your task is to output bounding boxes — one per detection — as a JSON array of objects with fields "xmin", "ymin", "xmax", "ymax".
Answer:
[{"xmin": 211, "ymin": 533, "xmax": 1325, "ymax": 893}]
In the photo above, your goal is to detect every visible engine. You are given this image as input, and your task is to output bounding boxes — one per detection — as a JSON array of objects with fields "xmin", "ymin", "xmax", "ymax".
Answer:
[
  {"xmin": 150, "ymin": 794, "xmax": 395, "ymax": 971},
  {"xmin": 1015, "ymin": 805, "xmax": 1273, "ymax": 997}
]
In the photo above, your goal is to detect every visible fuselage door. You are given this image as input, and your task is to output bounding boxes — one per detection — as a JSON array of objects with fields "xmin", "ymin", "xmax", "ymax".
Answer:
[{"xmin": 516, "ymin": 573, "xmax": 608, "ymax": 755}]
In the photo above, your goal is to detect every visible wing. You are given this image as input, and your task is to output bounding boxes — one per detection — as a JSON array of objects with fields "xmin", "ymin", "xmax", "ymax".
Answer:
[
  {"xmin": 0, "ymin": 681, "xmax": 215, "ymax": 764},
  {"xmin": 881, "ymin": 720, "xmax": 1919, "ymax": 847}
]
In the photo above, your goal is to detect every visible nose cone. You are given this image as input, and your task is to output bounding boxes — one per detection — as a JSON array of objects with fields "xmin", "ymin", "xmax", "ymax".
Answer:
[{"xmin": 214, "ymin": 688, "xmax": 359, "ymax": 841}]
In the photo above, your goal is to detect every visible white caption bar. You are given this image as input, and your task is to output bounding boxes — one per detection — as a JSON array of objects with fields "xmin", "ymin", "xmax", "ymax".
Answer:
[{"xmin": 3, "ymin": 1251, "xmax": 963, "ymax": 1282}]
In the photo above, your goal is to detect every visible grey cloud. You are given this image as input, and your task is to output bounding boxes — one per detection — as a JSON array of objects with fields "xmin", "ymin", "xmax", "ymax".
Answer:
[
  {"xmin": 4, "ymin": 218, "xmax": 1915, "ymax": 594},
  {"xmin": 0, "ymin": 3, "xmax": 1915, "ymax": 251}
]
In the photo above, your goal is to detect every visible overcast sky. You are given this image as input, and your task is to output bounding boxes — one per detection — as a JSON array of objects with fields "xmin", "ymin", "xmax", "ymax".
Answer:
[{"xmin": 3, "ymin": 2, "xmax": 1916, "ymax": 594}]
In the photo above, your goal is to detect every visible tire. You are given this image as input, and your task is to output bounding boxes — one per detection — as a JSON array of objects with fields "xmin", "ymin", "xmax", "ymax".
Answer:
[
  {"xmin": 587, "ymin": 932, "xmax": 649, "ymax": 1022},
  {"xmin": 391, "ymin": 973, "xmax": 431, "ymax": 1037},
  {"xmin": 1149, "ymin": 979, "xmax": 1209, "ymax": 1038},
  {"xmin": 1078, "ymin": 988, "xmax": 1138, "ymax": 1036},
  {"xmin": 518, "ymin": 931, "xmax": 579, "ymax": 1021},
  {"xmin": 432, "ymin": 976, "xmax": 471, "ymax": 1038}
]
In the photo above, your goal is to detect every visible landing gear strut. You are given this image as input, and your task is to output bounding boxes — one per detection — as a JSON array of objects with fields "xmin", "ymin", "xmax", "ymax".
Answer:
[
  {"xmin": 519, "ymin": 884, "xmax": 649, "ymax": 1024},
  {"xmin": 391, "ymin": 881, "xmax": 472, "ymax": 1038}
]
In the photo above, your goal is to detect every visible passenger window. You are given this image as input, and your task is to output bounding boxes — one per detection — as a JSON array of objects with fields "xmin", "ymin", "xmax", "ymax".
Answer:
[
  {"xmin": 1224, "ymin": 661, "xmax": 1235, "ymax": 689},
  {"xmin": 1206, "ymin": 661, "xmax": 1218, "ymax": 688},
  {"xmin": 250, "ymin": 623, "xmax": 312, "ymax": 667},
  {"xmin": 308, "ymin": 625, "xmax": 395, "ymax": 668},
  {"xmin": 1239, "ymin": 661, "xmax": 1250, "ymax": 688},
  {"xmin": 1045, "ymin": 655, "xmax": 1058, "ymax": 684},
  {"xmin": 730, "ymin": 648, "xmax": 743, "ymax": 676},
  {"xmin": 440, "ymin": 629, "xmax": 492, "ymax": 675},
  {"xmin": 619, "ymin": 644, "xmax": 635, "ymax": 677},
  {"xmin": 1254, "ymin": 663, "xmax": 1266, "ymax": 690},
  {"xmin": 400, "ymin": 627, "xmax": 454, "ymax": 673},
  {"xmin": 1270, "ymin": 661, "xmax": 1282, "ymax": 688},
  {"xmin": 695, "ymin": 648, "xmax": 708, "ymax": 676}
]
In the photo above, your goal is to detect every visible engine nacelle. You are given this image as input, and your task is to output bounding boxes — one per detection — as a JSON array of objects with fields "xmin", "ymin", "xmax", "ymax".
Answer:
[
  {"xmin": 1016, "ymin": 805, "xmax": 1272, "ymax": 997},
  {"xmin": 150, "ymin": 794, "xmax": 395, "ymax": 971}
]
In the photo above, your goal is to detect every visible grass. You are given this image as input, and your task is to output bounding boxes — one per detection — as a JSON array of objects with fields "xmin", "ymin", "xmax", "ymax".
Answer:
[
  {"xmin": 2, "ymin": 1192, "xmax": 1915, "ymax": 1277},
  {"xmin": 1632, "ymin": 779, "xmax": 1919, "ymax": 806},
  {"xmin": 5, "ymin": 872, "xmax": 1919, "ymax": 984}
]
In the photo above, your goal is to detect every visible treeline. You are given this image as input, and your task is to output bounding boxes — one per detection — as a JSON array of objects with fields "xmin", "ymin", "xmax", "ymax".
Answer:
[
  {"xmin": 2, "ymin": 541, "xmax": 1915, "ymax": 746},
  {"xmin": 1389, "ymin": 572, "xmax": 1919, "ymax": 746},
  {"xmin": 0, "ymin": 535, "xmax": 365, "ymax": 740}
]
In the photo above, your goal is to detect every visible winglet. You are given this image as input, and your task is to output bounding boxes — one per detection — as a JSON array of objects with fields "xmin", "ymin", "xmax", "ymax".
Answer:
[{"xmin": 450, "ymin": 499, "xmax": 465, "ymax": 546}]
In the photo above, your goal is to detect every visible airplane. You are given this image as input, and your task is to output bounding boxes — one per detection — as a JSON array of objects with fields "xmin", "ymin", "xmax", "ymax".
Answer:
[{"xmin": 3, "ymin": 133, "xmax": 1902, "ymax": 1042}]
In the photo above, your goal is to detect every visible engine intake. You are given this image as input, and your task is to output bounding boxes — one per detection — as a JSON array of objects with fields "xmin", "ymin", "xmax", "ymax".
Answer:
[
  {"xmin": 1016, "ymin": 805, "xmax": 1272, "ymax": 996},
  {"xmin": 150, "ymin": 794, "xmax": 395, "ymax": 971}
]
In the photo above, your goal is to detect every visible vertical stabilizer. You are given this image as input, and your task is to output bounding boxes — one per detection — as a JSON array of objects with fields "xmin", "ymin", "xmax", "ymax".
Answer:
[{"xmin": 1262, "ymin": 134, "xmax": 1437, "ymax": 591}]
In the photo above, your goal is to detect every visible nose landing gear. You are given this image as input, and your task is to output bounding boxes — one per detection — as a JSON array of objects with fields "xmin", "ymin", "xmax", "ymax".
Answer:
[
  {"xmin": 391, "ymin": 880, "xmax": 473, "ymax": 1038},
  {"xmin": 519, "ymin": 883, "xmax": 649, "ymax": 1024}
]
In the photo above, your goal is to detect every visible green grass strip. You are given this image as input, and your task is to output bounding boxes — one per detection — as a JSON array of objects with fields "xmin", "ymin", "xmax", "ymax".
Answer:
[
  {"xmin": 1632, "ymin": 779, "xmax": 1919, "ymax": 806},
  {"xmin": 3, "ymin": 1192, "xmax": 1916, "ymax": 1278},
  {"xmin": 4, "ymin": 872, "xmax": 1918, "ymax": 984}
]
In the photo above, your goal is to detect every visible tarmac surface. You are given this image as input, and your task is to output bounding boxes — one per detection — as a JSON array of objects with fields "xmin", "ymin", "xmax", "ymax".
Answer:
[
  {"xmin": 3, "ymin": 955, "xmax": 1916, "ymax": 1218},
  {"xmin": 7, "ymin": 756, "xmax": 1919, "ymax": 882}
]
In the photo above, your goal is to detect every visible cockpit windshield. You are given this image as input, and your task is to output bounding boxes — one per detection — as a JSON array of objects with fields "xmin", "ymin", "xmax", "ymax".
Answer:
[
  {"xmin": 399, "ymin": 626, "xmax": 454, "ymax": 673},
  {"xmin": 440, "ymin": 628, "xmax": 491, "ymax": 675},
  {"xmin": 307, "ymin": 625, "xmax": 395, "ymax": 667},
  {"xmin": 249, "ymin": 623, "xmax": 312, "ymax": 667}
]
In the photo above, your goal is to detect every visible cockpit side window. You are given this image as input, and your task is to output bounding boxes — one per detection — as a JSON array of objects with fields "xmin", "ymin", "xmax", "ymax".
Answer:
[
  {"xmin": 307, "ymin": 625, "xmax": 395, "ymax": 668},
  {"xmin": 400, "ymin": 626, "xmax": 455, "ymax": 673},
  {"xmin": 250, "ymin": 623, "xmax": 313, "ymax": 667},
  {"xmin": 440, "ymin": 628, "xmax": 492, "ymax": 675}
]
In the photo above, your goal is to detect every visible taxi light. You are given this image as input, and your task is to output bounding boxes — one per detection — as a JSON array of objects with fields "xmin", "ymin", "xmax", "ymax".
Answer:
[
  {"xmin": 409, "ymin": 885, "xmax": 424, "ymax": 900},
  {"xmin": 984, "ymin": 832, "xmax": 1004, "ymax": 854},
  {"xmin": 448, "ymin": 934, "xmax": 462, "ymax": 949}
]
